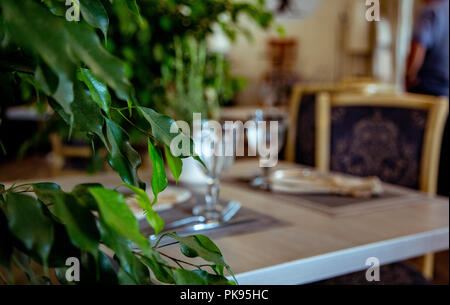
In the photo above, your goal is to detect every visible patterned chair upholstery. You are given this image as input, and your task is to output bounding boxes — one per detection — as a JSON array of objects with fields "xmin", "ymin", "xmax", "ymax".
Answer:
[
  {"xmin": 293, "ymin": 97, "xmax": 429, "ymax": 190},
  {"xmin": 329, "ymin": 106, "xmax": 428, "ymax": 190}
]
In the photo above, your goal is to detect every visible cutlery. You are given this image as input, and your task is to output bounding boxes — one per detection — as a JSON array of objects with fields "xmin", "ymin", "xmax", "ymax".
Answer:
[
  {"xmin": 149, "ymin": 200, "xmax": 242, "ymax": 240},
  {"xmin": 151, "ymin": 217, "xmax": 256, "ymax": 248}
]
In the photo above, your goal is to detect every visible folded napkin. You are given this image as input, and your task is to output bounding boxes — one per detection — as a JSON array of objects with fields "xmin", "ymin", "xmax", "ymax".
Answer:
[{"xmin": 269, "ymin": 169, "xmax": 383, "ymax": 198}]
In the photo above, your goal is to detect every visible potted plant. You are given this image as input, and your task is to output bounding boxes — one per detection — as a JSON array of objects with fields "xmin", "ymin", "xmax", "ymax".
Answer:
[{"xmin": 0, "ymin": 0, "xmax": 242, "ymax": 285}]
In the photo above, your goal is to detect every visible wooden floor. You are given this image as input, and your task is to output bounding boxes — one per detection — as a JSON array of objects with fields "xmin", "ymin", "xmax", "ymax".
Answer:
[{"xmin": 1, "ymin": 155, "xmax": 448, "ymax": 284}]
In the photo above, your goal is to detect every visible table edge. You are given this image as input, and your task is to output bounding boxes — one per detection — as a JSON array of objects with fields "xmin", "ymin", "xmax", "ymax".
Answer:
[{"xmin": 233, "ymin": 227, "xmax": 449, "ymax": 285}]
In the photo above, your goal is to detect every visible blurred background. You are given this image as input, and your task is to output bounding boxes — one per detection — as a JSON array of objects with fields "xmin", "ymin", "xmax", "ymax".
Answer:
[
  {"xmin": 1, "ymin": 0, "xmax": 437, "ymax": 179},
  {"xmin": 0, "ymin": 0, "xmax": 448, "ymax": 285},
  {"xmin": 0, "ymin": 0, "xmax": 448, "ymax": 182}
]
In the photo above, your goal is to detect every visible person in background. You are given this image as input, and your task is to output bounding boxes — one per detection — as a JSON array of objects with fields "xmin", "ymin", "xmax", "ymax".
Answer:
[{"xmin": 406, "ymin": 0, "xmax": 449, "ymax": 196}]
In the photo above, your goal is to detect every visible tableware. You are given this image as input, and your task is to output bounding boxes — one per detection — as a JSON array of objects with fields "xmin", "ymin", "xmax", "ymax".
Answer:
[
  {"xmin": 149, "ymin": 201, "xmax": 242, "ymax": 240},
  {"xmin": 192, "ymin": 121, "xmax": 239, "ymax": 220},
  {"xmin": 246, "ymin": 108, "xmax": 287, "ymax": 189},
  {"xmin": 269, "ymin": 168, "xmax": 383, "ymax": 198}
]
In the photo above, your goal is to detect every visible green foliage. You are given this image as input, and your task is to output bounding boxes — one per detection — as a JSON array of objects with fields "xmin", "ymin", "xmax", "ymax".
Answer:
[
  {"xmin": 147, "ymin": 138, "xmax": 168, "ymax": 205},
  {"xmin": 0, "ymin": 0, "xmax": 238, "ymax": 285},
  {"xmin": 77, "ymin": 68, "xmax": 112, "ymax": 115},
  {"xmin": 105, "ymin": 118, "xmax": 145, "ymax": 188},
  {"xmin": 0, "ymin": 184, "xmax": 234, "ymax": 285},
  {"xmin": 106, "ymin": 0, "xmax": 272, "ymax": 119},
  {"xmin": 4, "ymin": 193, "xmax": 54, "ymax": 268},
  {"xmin": 164, "ymin": 144, "xmax": 183, "ymax": 184}
]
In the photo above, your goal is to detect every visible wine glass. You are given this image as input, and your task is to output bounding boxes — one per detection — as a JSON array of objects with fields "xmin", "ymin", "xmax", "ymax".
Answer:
[
  {"xmin": 246, "ymin": 108, "xmax": 287, "ymax": 189},
  {"xmin": 192, "ymin": 120, "xmax": 240, "ymax": 220}
]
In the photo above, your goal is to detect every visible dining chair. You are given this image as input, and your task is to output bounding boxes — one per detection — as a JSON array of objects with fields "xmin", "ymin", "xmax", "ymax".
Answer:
[
  {"xmin": 285, "ymin": 81, "xmax": 397, "ymax": 164},
  {"xmin": 294, "ymin": 91, "xmax": 448, "ymax": 281},
  {"xmin": 315, "ymin": 92, "xmax": 448, "ymax": 195}
]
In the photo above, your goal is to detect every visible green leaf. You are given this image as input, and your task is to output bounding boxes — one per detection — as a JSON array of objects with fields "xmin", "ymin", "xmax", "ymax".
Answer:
[
  {"xmin": 1, "ymin": 0, "xmax": 75, "ymax": 117},
  {"xmin": 148, "ymin": 138, "xmax": 168, "ymax": 204},
  {"xmin": 167, "ymin": 233, "xmax": 226, "ymax": 267},
  {"xmin": 89, "ymin": 187, "xmax": 150, "ymax": 252},
  {"xmin": 71, "ymin": 183, "xmax": 102, "ymax": 210},
  {"xmin": 105, "ymin": 118, "xmax": 144, "ymax": 188},
  {"xmin": 77, "ymin": 68, "xmax": 111, "ymax": 115},
  {"xmin": 192, "ymin": 270, "xmax": 233, "ymax": 285},
  {"xmin": 32, "ymin": 183, "xmax": 61, "ymax": 206},
  {"xmin": 79, "ymin": 0, "xmax": 109, "ymax": 40},
  {"xmin": 98, "ymin": 217, "xmax": 151, "ymax": 285},
  {"xmin": 117, "ymin": 255, "xmax": 151, "ymax": 285},
  {"xmin": 138, "ymin": 107, "xmax": 193, "ymax": 157},
  {"xmin": 71, "ymin": 82, "xmax": 107, "ymax": 146},
  {"xmin": 35, "ymin": 64, "xmax": 59, "ymax": 96},
  {"xmin": 122, "ymin": 183, "xmax": 151, "ymax": 211},
  {"xmin": 65, "ymin": 21, "xmax": 131, "ymax": 101},
  {"xmin": 51, "ymin": 192, "xmax": 100, "ymax": 261},
  {"xmin": 212, "ymin": 264, "xmax": 225, "ymax": 276},
  {"xmin": 55, "ymin": 250, "xmax": 118, "ymax": 284},
  {"xmin": 124, "ymin": 0, "xmax": 141, "ymax": 18},
  {"xmin": 42, "ymin": 0, "xmax": 66, "ymax": 17},
  {"xmin": 164, "ymin": 144, "xmax": 182, "ymax": 184},
  {"xmin": 0, "ymin": 208, "xmax": 13, "ymax": 271},
  {"xmin": 5, "ymin": 193, "xmax": 54, "ymax": 266},
  {"xmin": 180, "ymin": 244, "xmax": 198, "ymax": 258},
  {"xmin": 145, "ymin": 208, "xmax": 164, "ymax": 236},
  {"xmin": 139, "ymin": 252, "xmax": 174, "ymax": 284},
  {"xmin": 122, "ymin": 182, "xmax": 164, "ymax": 235},
  {"xmin": 172, "ymin": 269, "xmax": 207, "ymax": 285},
  {"xmin": 97, "ymin": 217, "xmax": 134, "ymax": 275},
  {"xmin": 1, "ymin": 0, "xmax": 131, "ymax": 106}
]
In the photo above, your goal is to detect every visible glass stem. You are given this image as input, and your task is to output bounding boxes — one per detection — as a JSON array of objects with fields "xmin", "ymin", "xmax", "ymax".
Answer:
[
  {"xmin": 262, "ymin": 166, "xmax": 269, "ymax": 180},
  {"xmin": 205, "ymin": 177, "xmax": 220, "ymax": 212}
]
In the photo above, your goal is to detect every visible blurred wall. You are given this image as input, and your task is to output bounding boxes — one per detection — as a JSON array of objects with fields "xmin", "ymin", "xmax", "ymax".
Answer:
[
  {"xmin": 229, "ymin": 0, "xmax": 350, "ymax": 105},
  {"xmin": 228, "ymin": 0, "xmax": 415, "ymax": 105}
]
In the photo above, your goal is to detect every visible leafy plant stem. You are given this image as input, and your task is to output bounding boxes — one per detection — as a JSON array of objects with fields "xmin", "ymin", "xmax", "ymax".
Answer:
[
  {"xmin": 158, "ymin": 251, "xmax": 206, "ymax": 270},
  {"xmin": 114, "ymin": 109, "xmax": 158, "ymax": 143}
]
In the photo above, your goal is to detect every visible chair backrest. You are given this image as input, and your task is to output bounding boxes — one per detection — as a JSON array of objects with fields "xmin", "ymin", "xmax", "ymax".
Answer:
[
  {"xmin": 315, "ymin": 92, "xmax": 448, "ymax": 195},
  {"xmin": 286, "ymin": 81, "xmax": 397, "ymax": 164}
]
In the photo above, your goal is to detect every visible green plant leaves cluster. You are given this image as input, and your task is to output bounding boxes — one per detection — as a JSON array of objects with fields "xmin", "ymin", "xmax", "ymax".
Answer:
[
  {"xmin": 0, "ymin": 183, "xmax": 234, "ymax": 285},
  {"xmin": 0, "ymin": 0, "xmax": 233, "ymax": 285},
  {"xmin": 1, "ymin": 0, "xmax": 130, "ymax": 119},
  {"xmin": 106, "ymin": 0, "xmax": 272, "ymax": 120}
]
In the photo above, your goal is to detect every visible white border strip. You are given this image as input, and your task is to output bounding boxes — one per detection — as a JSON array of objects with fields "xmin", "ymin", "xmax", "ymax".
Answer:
[{"xmin": 234, "ymin": 228, "xmax": 449, "ymax": 285}]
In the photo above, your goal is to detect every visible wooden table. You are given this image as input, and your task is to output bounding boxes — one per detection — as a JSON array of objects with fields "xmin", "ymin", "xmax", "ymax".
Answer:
[{"xmin": 5, "ymin": 160, "xmax": 448, "ymax": 284}]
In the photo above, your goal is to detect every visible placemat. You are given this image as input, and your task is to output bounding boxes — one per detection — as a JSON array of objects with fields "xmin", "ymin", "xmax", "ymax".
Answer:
[
  {"xmin": 226, "ymin": 177, "xmax": 424, "ymax": 217},
  {"xmin": 139, "ymin": 192, "xmax": 289, "ymax": 240}
]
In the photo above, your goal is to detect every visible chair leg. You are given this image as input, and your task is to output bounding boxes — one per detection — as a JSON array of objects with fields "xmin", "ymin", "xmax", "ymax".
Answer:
[{"xmin": 422, "ymin": 253, "xmax": 435, "ymax": 280}]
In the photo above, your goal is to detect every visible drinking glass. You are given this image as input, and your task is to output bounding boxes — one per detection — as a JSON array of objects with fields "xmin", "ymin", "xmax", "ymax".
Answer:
[
  {"xmin": 192, "ymin": 121, "xmax": 239, "ymax": 220},
  {"xmin": 246, "ymin": 109, "xmax": 287, "ymax": 189}
]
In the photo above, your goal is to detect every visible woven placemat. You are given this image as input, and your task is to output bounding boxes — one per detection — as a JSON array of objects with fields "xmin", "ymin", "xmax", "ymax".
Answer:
[
  {"xmin": 226, "ymin": 177, "xmax": 423, "ymax": 217},
  {"xmin": 139, "ymin": 191, "xmax": 289, "ymax": 239}
]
